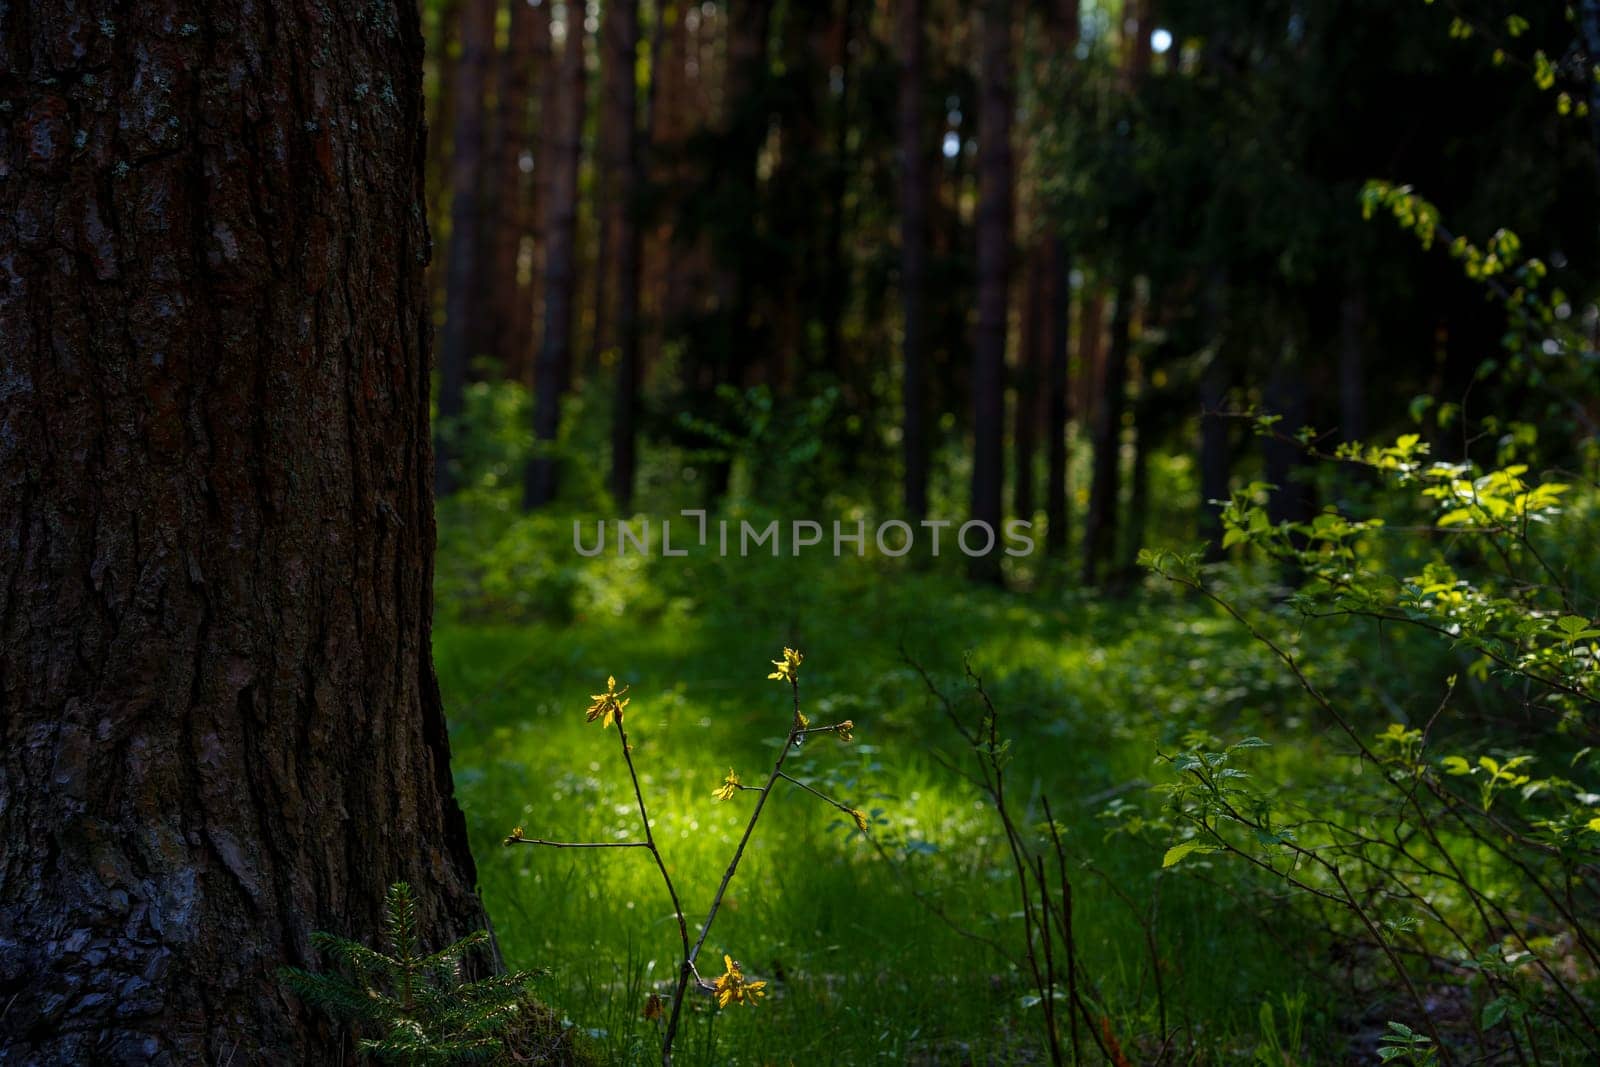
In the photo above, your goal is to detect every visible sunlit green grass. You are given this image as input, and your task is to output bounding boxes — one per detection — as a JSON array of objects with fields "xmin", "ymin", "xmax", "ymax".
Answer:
[{"xmin": 437, "ymin": 555, "xmax": 1342, "ymax": 1064}]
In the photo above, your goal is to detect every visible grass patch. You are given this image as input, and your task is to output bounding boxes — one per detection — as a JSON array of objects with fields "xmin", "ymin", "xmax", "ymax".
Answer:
[{"xmin": 439, "ymin": 551, "xmax": 1349, "ymax": 1064}]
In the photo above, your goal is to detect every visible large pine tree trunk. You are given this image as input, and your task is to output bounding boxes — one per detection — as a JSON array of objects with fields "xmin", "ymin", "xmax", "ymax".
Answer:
[
  {"xmin": 436, "ymin": 0, "xmax": 497, "ymax": 494},
  {"xmin": 969, "ymin": 0, "xmax": 1014, "ymax": 584},
  {"xmin": 525, "ymin": 3, "xmax": 589, "ymax": 509},
  {"xmin": 0, "ymin": 3, "xmax": 481, "ymax": 1062},
  {"xmin": 898, "ymin": 0, "xmax": 931, "ymax": 523}
]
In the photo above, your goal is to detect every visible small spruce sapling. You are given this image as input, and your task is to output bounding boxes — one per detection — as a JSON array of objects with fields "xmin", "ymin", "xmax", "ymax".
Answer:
[{"xmin": 279, "ymin": 882, "xmax": 547, "ymax": 1065}]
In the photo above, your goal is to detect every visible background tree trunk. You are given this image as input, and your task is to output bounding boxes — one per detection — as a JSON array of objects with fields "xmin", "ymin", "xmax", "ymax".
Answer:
[
  {"xmin": 1198, "ymin": 352, "xmax": 1232, "ymax": 559},
  {"xmin": 607, "ymin": 0, "xmax": 645, "ymax": 510},
  {"xmin": 1012, "ymin": 249, "xmax": 1043, "ymax": 520},
  {"xmin": 487, "ymin": 0, "xmax": 542, "ymax": 377},
  {"xmin": 515, "ymin": 0, "xmax": 556, "ymax": 390},
  {"xmin": 526, "ymin": 4, "xmax": 589, "ymax": 509},
  {"xmin": 427, "ymin": 0, "xmax": 463, "ymax": 313},
  {"xmin": 969, "ymin": 0, "xmax": 1014, "ymax": 584},
  {"xmin": 0, "ymin": 3, "xmax": 481, "ymax": 1062},
  {"xmin": 1264, "ymin": 351, "xmax": 1312, "ymax": 528},
  {"xmin": 436, "ymin": 0, "xmax": 497, "ymax": 494},
  {"xmin": 1339, "ymin": 290, "xmax": 1367, "ymax": 442},
  {"xmin": 1044, "ymin": 238, "xmax": 1073, "ymax": 556},
  {"xmin": 1083, "ymin": 277, "xmax": 1132, "ymax": 584},
  {"xmin": 698, "ymin": 0, "xmax": 773, "ymax": 503},
  {"xmin": 1043, "ymin": 0, "xmax": 1079, "ymax": 558},
  {"xmin": 899, "ymin": 0, "xmax": 931, "ymax": 524}
]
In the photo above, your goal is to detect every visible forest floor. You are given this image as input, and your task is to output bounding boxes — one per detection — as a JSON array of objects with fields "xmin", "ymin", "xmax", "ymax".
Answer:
[{"xmin": 434, "ymin": 548, "xmax": 1402, "ymax": 1064}]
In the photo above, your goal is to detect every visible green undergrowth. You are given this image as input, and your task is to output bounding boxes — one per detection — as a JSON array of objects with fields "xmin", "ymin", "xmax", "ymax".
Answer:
[{"xmin": 438, "ymin": 548, "xmax": 1412, "ymax": 1064}]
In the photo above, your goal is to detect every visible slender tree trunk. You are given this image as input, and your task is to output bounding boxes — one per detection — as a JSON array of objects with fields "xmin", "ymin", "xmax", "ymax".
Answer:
[
  {"xmin": 1082, "ymin": 277, "xmax": 1132, "ymax": 585},
  {"xmin": 0, "ymin": 3, "xmax": 480, "ymax": 1061},
  {"xmin": 899, "ymin": 0, "xmax": 931, "ymax": 523},
  {"xmin": 592, "ymin": 8, "xmax": 622, "ymax": 377},
  {"xmin": 655, "ymin": 2, "xmax": 694, "ymax": 347},
  {"xmin": 767, "ymin": 1, "xmax": 826, "ymax": 388},
  {"xmin": 1044, "ymin": 237, "xmax": 1072, "ymax": 556},
  {"xmin": 1013, "ymin": 250, "xmax": 1044, "ymax": 519},
  {"xmin": 428, "ymin": 0, "xmax": 463, "ymax": 315},
  {"xmin": 1198, "ymin": 275, "xmax": 1230, "ymax": 558},
  {"xmin": 821, "ymin": 0, "xmax": 858, "ymax": 381},
  {"xmin": 437, "ymin": 0, "xmax": 497, "ymax": 495},
  {"xmin": 1075, "ymin": 287, "xmax": 1104, "ymax": 437},
  {"xmin": 606, "ymin": 0, "xmax": 645, "ymax": 509},
  {"xmin": 1264, "ymin": 351, "xmax": 1311, "ymax": 528},
  {"xmin": 970, "ymin": 0, "xmax": 1014, "ymax": 584},
  {"xmin": 526, "ymin": 4, "xmax": 589, "ymax": 508},
  {"xmin": 1339, "ymin": 290, "xmax": 1367, "ymax": 442},
  {"xmin": 700, "ymin": 0, "xmax": 773, "ymax": 503},
  {"xmin": 521, "ymin": 0, "xmax": 560, "ymax": 391},
  {"xmin": 1043, "ymin": 0, "xmax": 1079, "ymax": 557},
  {"xmin": 1123, "ymin": 363, "xmax": 1153, "ymax": 576},
  {"xmin": 1081, "ymin": 0, "xmax": 1150, "ymax": 581},
  {"xmin": 1198, "ymin": 352, "xmax": 1231, "ymax": 560},
  {"xmin": 488, "ymin": 0, "xmax": 541, "ymax": 376},
  {"xmin": 1580, "ymin": 1, "xmax": 1600, "ymax": 164}
]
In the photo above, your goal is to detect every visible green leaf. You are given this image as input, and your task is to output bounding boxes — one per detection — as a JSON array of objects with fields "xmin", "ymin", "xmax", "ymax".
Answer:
[
  {"xmin": 1482, "ymin": 995, "xmax": 1512, "ymax": 1030},
  {"xmin": 1161, "ymin": 841, "xmax": 1217, "ymax": 868},
  {"xmin": 1557, "ymin": 615, "xmax": 1595, "ymax": 639}
]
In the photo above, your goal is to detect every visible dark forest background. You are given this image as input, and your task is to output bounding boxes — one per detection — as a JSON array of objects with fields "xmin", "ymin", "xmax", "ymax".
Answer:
[{"xmin": 424, "ymin": 0, "xmax": 1598, "ymax": 586}]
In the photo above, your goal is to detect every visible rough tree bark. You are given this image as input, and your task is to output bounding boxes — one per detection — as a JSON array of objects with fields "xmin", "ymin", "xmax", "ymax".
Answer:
[
  {"xmin": 436, "ymin": 0, "xmax": 497, "ymax": 494},
  {"xmin": 0, "ymin": 2, "xmax": 481, "ymax": 1063},
  {"xmin": 970, "ymin": 0, "xmax": 1014, "ymax": 584},
  {"xmin": 898, "ymin": 0, "xmax": 931, "ymax": 524},
  {"xmin": 525, "ymin": 3, "xmax": 588, "ymax": 508}
]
